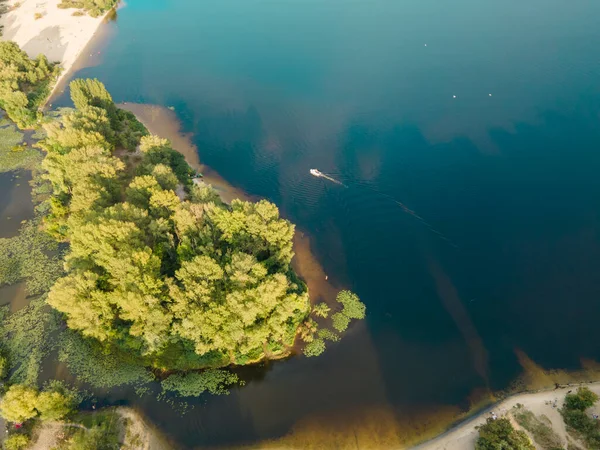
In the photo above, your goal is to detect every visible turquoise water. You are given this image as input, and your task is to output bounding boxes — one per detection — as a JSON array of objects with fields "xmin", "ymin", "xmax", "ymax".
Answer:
[{"xmin": 56, "ymin": 0, "xmax": 600, "ymax": 447}]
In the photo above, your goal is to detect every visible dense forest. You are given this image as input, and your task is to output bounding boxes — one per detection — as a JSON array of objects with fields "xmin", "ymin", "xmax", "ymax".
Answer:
[{"xmin": 40, "ymin": 79, "xmax": 319, "ymax": 369}]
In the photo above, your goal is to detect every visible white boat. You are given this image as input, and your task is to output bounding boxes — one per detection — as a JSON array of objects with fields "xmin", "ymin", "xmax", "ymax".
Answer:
[{"xmin": 310, "ymin": 169, "xmax": 323, "ymax": 177}]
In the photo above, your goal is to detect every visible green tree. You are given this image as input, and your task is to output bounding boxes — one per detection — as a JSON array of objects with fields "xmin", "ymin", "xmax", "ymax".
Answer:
[
  {"xmin": 564, "ymin": 387, "xmax": 599, "ymax": 411},
  {"xmin": 0, "ymin": 385, "xmax": 38, "ymax": 423},
  {"xmin": 36, "ymin": 390, "xmax": 74, "ymax": 421},
  {"xmin": 561, "ymin": 386, "xmax": 600, "ymax": 448},
  {"xmin": 476, "ymin": 418, "xmax": 535, "ymax": 450},
  {"xmin": 0, "ymin": 42, "xmax": 59, "ymax": 127},
  {"xmin": 3, "ymin": 434, "xmax": 30, "ymax": 450}
]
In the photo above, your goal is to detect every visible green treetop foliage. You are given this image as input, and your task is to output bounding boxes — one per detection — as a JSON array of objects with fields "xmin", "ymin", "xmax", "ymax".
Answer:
[
  {"xmin": 564, "ymin": 386, "xmax": 599, "ymax": 411},
  {"xmin": 0, "ymin": 120, "xmax": 42, "ymax": 172},
  {"xmin": 0, "ymin": 384, "xmax": 39, "ymax": 423},
  {"xmin": 0, "ymin": 382, "xmax": 76, "ymax": 423},
  {"xmin": 41, "ymin": 79, "xmax": 311, "ymax": 370},
  {"xmin": 0, "ymin": 41, "xmax": 60, "ymax": 128},
  {"xmin": 3, "ymin": 435, "xmax": 30, "ymax": 450},
  {"xmin": 475, "ymin": 417, "xmax": 535, "ymax": 450}
]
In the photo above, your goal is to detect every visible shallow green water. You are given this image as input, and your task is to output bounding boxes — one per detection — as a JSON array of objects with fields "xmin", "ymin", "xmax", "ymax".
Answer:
[{"xmin": 48, "ymin": 0, "xmax": 600, "ymax": 447}]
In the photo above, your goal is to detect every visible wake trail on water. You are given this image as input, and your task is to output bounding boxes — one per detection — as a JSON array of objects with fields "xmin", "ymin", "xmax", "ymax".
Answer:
[
  {"xmin": 317, "ymin": 172, "xmax": 347, "ymax": 187},
  {"xmin": 315, "ymin": 173, "xmax": 457, "ymax": 248}
]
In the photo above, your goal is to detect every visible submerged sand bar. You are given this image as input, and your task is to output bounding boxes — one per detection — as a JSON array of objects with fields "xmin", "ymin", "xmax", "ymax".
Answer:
[{"xmin": 0, "ymin": 0, "xmax": 109, "ymax": 100}]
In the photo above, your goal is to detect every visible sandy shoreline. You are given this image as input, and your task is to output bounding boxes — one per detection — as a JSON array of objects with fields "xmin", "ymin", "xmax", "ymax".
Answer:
[
  {"xmin": 414, "ymin": 381, "xmax": 600, "ymax": 450},
  {"xmin": 0, "ymin": 0, "xmax": 111, "ymax": 105}
]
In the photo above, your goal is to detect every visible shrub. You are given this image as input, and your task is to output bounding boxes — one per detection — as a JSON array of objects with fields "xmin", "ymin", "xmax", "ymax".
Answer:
[
  {"xmin": 33, "ymin": 12, "xmax": 42, "ymax": 19},
  {"xmin": 476, "ymin": 417, "xmax": 535, "ymax": 450},
  {"xmin": 565, "ymin": 387, "xmax": 599, "ymax": 411}
]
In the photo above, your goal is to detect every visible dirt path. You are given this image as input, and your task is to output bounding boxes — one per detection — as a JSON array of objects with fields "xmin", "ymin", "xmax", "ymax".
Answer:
[{"xmin": 30, "ymin": 422, "xmax": 63, "ymax": 450}]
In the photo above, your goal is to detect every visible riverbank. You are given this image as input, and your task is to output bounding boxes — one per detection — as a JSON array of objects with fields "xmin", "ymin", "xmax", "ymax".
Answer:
[
  {"xmin": 0, "ymin": 0, "xmax": 110, "ymax": 105},
  {"xmin": 414, "ymin": 382, "xmax": 600, "ymax": 450}
]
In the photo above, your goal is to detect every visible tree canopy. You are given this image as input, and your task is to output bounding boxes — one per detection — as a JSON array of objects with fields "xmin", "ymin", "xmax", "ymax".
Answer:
[
  {"xmin": 0, "ymin": 382, "xmax": 76, "ymax": 423},
  {"xmin": 0, "ymin": 41, "xmax": 59, "ymax": 128},
  {"xmin": 42, "ymin": 79, "xmax": 311, "ymax": 369}
]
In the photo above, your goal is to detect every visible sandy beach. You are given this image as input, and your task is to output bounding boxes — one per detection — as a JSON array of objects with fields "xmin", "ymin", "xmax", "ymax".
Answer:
[{"xmin": 0, "ymin": 0, "xmax": 110, "ymax": 101}]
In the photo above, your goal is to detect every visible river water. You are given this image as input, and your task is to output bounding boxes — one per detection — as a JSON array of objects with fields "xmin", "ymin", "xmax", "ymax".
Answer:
[{"xmin": 47, "ymin": 0, "xmax": 600, "ymax": 447}]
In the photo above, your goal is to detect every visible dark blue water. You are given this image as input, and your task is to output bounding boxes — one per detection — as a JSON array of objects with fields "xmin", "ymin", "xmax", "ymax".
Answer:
[{"xmin": 56, "ymin": 0, "xmax": 600, "ymax": 447}]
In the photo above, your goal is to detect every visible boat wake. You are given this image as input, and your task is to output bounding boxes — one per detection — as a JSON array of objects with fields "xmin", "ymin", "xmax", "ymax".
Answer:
[
  {"xmin": 309, "ymin": 169, "xmax": 346, "ymax": 187},
  {"xmin": 309, "ymin": 168, "xmax": 457, "ymax": 247}
]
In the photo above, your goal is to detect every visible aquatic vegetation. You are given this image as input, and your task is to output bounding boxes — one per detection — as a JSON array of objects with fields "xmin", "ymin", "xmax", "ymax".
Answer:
[
  {"xmin": 161, "ymin": 370, "xmax": 240, "ymax": 397},
  {"xmin": 303, "ymin": 339, "xmax": 326, "ymax": 357},
  {"xmin": 0, "ymin": 298, "xmax": 61, "ymax": 385},
  {"xmin": 0, "ymin": 122, "xmax": 41, "ymax": 172},
  {"xmin": 57, "ymin": 330, "xmax": 155, "ymax": 388},
  {"xmin": 0, "ymin": 220, "xmax": 63, "ymax": 296},
  {"xmin": 0, "ymin": 42, "xmax": 60, "ymax": 128},
  {"xmin": 331, "ymin": 290, "xmax": 366, "ymax": 332}
]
